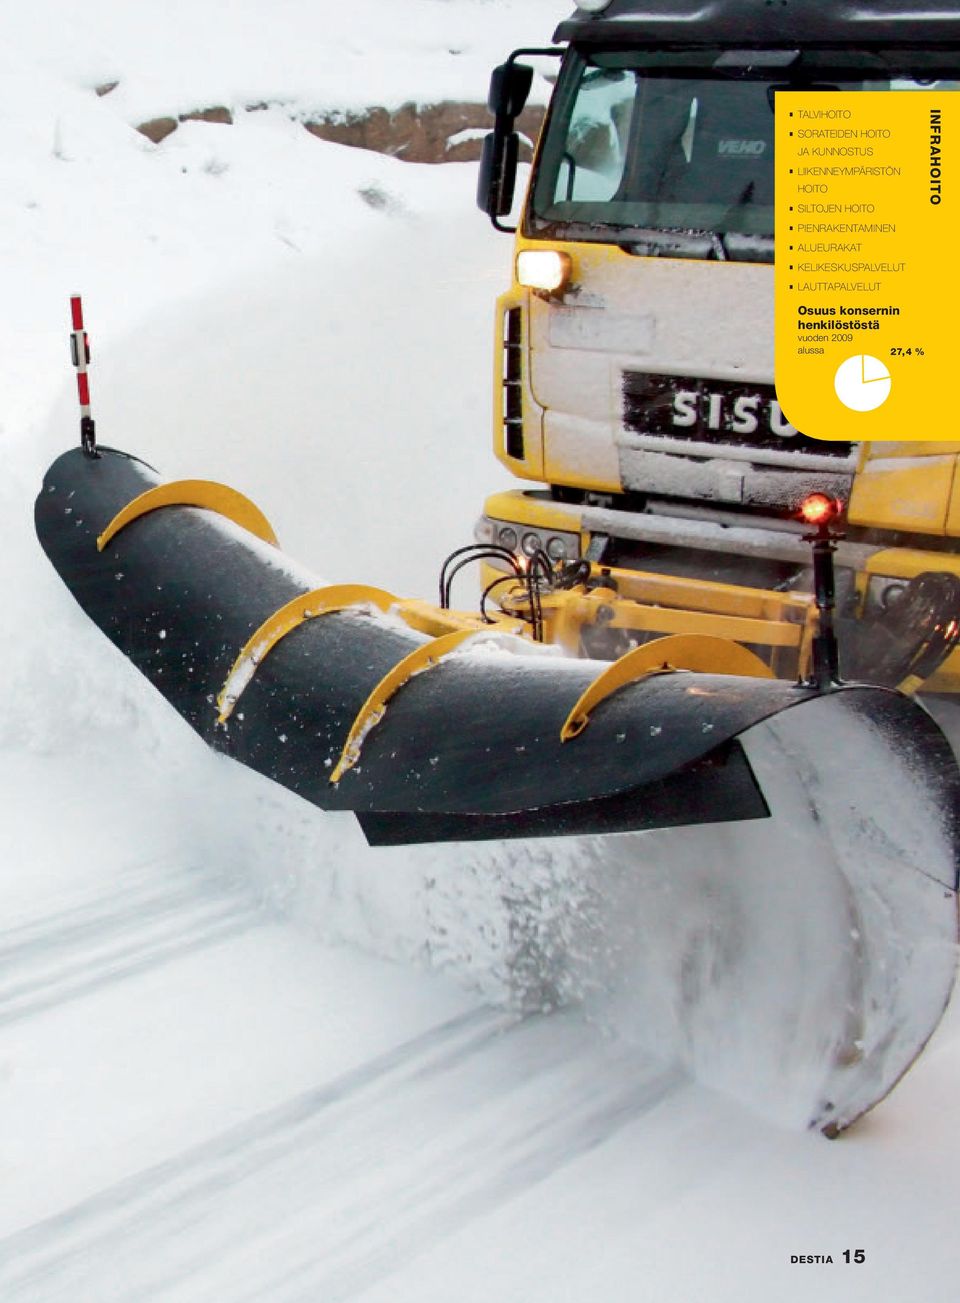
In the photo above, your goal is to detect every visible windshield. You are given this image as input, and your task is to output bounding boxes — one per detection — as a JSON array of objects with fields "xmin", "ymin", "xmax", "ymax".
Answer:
[{"xmin": 528, "ymin": 50, "xmax": 959, "ymax": 261}]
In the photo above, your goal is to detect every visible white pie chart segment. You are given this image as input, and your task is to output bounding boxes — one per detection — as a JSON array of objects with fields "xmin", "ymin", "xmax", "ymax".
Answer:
[{"xmin": 834, "ymin": 354, "xmax": 892, "ymax": 412}]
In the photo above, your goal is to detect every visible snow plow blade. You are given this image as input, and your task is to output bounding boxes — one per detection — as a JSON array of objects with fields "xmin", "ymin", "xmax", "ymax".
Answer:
[{"xmin": 36, "ymin": 448, "xmax": 960, "ymax": 1132}]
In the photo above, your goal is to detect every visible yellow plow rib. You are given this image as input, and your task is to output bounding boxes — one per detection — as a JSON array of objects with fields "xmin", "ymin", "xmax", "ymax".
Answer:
[
  {"xmin": 560, "ymin": 634, "xmax": 776, "ymax": 741},
  {"xmin": 96, "ymin": 480, "xmax": 279, "ymax": 551},
  {"xmin": 217, "ymin": 584, "xmax": 398, "ymax": 722},
  {"xmin": 329, "ymin": 629, "xmax": 477, "ymax": 784}
]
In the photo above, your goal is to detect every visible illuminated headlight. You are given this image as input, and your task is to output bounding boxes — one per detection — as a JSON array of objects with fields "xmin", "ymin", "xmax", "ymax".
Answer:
[
  {"xmin": 516, "ymin": 249, "xmax": 572, "ymax": 294},
  {"xmin": 574, "ymin": 0, "xmax": 612, "ymax": 12}
]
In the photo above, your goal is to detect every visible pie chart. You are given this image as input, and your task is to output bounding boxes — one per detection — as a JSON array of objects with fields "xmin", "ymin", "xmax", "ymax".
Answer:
[{"xmin": 834, "ymin": 354, "xmax": 892, "ymax": 412}]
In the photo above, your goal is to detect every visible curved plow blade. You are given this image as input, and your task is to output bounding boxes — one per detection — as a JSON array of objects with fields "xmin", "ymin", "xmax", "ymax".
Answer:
[
  {"xmin": 35, "ymin": 448, "xmax": 960, "ymax": 1131},
  {"xmin": 570, "ymin": 691, "xmax": 958, "ymax": 1134}
]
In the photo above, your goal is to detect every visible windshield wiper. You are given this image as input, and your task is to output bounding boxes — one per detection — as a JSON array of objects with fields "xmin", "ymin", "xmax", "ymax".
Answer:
[
  {"xmin": 617, "ymin": 228, "xmax": 729, "ymax": 259},
  {"xmin": 615, "ymin": 227, "xmax": 773, "ymax": 262}
]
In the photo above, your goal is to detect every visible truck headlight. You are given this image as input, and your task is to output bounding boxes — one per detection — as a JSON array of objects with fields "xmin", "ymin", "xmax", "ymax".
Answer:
[
  {"xmin": 516, "ymin": 250, "xmax": 572, "ymax": 295},
  {"xmin": 474, "ymin": 517, "xmax": 581, "ymax": 570},
  {"xmin": 474, "ymin": 516, "xmax": 497, "ymax": 545}
]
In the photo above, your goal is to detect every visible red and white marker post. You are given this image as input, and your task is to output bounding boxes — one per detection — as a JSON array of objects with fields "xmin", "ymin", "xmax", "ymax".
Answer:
[{"xmin": 69, "ymin": 295, "xmax": 97, "ymax": 456}]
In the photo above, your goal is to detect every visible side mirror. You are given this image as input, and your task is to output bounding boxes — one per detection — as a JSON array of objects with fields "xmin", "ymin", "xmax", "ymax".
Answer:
[
  {"xmin": 478, "ymin": 61, "xmax": 532, "ymax": 227},
  {"xmin": 477, "ymin": 130, "xmax": 520, "ymax": 219},
  {"xmin": 477, "ymin": 49, "xmax": 564, "ymax": 231},
  {"xmin": 487, "ymin": 62, "xmax": 534, "ymax": 120}
]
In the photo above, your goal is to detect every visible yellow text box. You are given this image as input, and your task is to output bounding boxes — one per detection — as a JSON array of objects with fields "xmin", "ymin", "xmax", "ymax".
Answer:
[{"xmin": 775, "ymin": 91, "xmax": 954, "ymax": 440}]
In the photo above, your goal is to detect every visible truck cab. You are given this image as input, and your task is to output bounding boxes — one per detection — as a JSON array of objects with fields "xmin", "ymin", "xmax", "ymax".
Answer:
[{"xmin": 475, "ymin": 0, "xmax": 960, "ymax": 689}]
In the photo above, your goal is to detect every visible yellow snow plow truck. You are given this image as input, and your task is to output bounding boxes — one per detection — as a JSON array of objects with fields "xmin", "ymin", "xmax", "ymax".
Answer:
[
  {"xmin": 35, "ymin": 2, "xmax": 960, "ymax": 1136},
  {"xmin": 476, "ymin": 0, "xmax": 960, "ymax": 695}
]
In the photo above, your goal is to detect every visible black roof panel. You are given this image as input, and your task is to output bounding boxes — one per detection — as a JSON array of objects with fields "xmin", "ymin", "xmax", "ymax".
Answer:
[{"xmin": 555, "ymin": 1, "xmax": 960, "ymax": 47}]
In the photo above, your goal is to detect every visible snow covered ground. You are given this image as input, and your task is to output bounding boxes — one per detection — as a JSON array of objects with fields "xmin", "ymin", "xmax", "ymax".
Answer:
[{"xmin": 3, "ymin": 3, "xmax": 960, "ymax": 1300}]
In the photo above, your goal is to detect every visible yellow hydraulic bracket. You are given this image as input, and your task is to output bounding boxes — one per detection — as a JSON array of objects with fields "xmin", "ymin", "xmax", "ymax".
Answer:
[
  {"xmin": 329, "ymin": 629, "xmax": 477, "ymax": 784},
  {"xmin": 96, "ymin": 480, "xmax": 279, "ymax": 552},
  {"xmin": 390, "ymin": 596, "xmax": 527, "ymax": 640},
  {"xmin": 896, "ymin": 671, "xmax": 925, "ymax": 698},
  {"xmin": 560, "ymin": 634, "xmax": 775, "ymax": 741},
  {"xmin": 217, "ymin": 584, "xmax": 398, "ymax": 723}
]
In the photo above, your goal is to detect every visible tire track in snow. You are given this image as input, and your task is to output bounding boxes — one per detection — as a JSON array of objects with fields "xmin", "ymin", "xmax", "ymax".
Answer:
[
  {"xmin": 0, "ymin": 866, "xmax": 261, "ymax": 1025},
  {"xmin": 0, "ymin": 864, "xmax": 218, "ymax": 958},
  {"xmin": 0, "ymin": 1007, "xmax": 506, "ymax": 1299},
  {"xmin": 0, "ymin": 1010, "xmax": 681, "ymax": 1302},
  {"xmin": 269, "ymin": 1040, "xmax": 682, "ymax": 1303}
]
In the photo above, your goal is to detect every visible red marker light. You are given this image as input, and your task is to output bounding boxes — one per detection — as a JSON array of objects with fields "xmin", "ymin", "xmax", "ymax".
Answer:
[{"xmin": 799, "ymin": 493, "xmax": 840, "ymax": 526}]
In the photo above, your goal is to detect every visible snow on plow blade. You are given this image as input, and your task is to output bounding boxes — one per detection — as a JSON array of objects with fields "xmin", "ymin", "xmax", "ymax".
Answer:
[
  {"xmin": 36, "ymin": 448, "xmax": 960, "ymax": 1131},
  {"xmin": 603, "ymin": 693, "xmax": 960, "ymax": 1134}
]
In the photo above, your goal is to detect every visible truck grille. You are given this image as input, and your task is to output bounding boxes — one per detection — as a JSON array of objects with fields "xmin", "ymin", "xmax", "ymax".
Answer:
[
  {"xmin": 622, "ymin": 370, "xmax": 852, "ymax": 462},
  {"xmin": 503, "ymin": 307, "xmax": 523, "ymax": 460}
]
